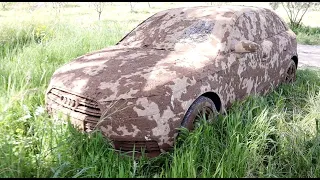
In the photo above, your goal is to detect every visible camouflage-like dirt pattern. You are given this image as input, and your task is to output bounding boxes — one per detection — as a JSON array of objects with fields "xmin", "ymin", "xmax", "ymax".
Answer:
[{"xmin": 46, "ymin": 5, "xmax": 297, "ymax": 152}]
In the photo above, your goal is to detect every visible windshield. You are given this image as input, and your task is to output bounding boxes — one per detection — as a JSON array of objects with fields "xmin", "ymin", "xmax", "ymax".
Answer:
[{"xmin": 117, "ymin": 6, "xmax": 237, "ymax": 51}]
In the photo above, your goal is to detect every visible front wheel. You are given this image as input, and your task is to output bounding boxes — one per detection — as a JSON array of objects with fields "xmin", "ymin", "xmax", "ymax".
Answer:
[{"xmin": 181, "ymin": 96, "xmax": 218, "ymax": 130}]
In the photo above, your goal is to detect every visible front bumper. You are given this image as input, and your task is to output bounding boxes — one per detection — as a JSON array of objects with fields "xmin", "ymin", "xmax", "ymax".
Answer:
[{"xmin": 45, "ymin": 87, "xmax": 179, "ymax": 156}]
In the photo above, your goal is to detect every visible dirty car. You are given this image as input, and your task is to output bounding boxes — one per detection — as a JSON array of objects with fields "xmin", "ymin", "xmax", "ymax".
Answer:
[{"xmin": 45, "ymin": 5, "xmax": 298, "ymax": 157}]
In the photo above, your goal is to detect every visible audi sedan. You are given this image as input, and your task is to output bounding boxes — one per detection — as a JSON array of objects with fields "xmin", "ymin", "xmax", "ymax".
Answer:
[{"xmin": 45, "ymin": 5, "xmax": 298, "ymax": 157}]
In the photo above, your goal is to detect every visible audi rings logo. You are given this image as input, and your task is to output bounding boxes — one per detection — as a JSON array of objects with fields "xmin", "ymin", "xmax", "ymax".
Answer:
[{"xmin": 60, "ymin": 96, "xmax": 79, "ymax": 109}]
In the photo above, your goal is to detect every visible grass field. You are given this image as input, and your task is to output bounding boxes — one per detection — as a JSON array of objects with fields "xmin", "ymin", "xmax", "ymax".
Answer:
[{"xmin": 1, "ymin": 2, "xmax": 320, "ymax": 178}]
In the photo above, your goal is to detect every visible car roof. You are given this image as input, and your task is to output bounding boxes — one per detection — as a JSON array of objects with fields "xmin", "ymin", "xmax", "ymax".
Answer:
[
  {"xmin": 117, "ymin": 5, "xmax": 279, "ymax": 51},
  {"xmin": 155, "ymin": 5, "xmax": 268, "ymax": 20}
]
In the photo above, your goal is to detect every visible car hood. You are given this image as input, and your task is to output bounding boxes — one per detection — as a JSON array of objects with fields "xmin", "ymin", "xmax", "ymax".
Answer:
[{"xmin": 47, "ymin": 45, "xmax": 219, "ymax": 102}]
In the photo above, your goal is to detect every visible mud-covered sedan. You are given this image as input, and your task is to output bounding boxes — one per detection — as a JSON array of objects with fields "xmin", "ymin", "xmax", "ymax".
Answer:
[{"xmin": 46, "ymin": 5, "xmax": 298, "ymax": 157}]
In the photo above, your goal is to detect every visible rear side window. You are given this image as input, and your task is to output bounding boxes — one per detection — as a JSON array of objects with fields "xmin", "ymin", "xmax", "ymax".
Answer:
[
  {"xmin": 232, "ymin": 9, "xmax": 288, "ymax": 43},
  {"xmin": 264, "ymin": 10, "xmax": 288, "ymax": 36},
  {"xmin": 233, "ymin": 12, "xmax": 260, "ymax": 42}
]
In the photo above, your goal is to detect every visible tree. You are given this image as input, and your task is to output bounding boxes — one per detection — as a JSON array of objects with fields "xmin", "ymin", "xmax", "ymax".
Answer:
[
  {"xmin": 147, "ymin": 2, "xmax": 151, "ymax": 8},
  {"xmin": 93, "ymin": 2, "xmax": 105, "ymax": 21},
  {"xmin": 207, "ymin": 2, "xmax": 230, "ymax": 6},
  {"xmin": 129, "ymin": 2, "xmax": 136, "ymax": 13},
  {"xmin": 269, "ymin": 2, "xmax": 279, "ymax": 10},
  {"xmin": 1, "ymin": 2, "xmax": 9, "ymax": 10},
  {"xmin": 270, "ymin": 2, "xmax": 320, "ymax": 28},
  {"xmin": 27, "ymin": 2, "xmax": 34, "ymax": 13},
  {"xmin": 51, "ymin": 2, "xmax": 66, "ymax": 14}
]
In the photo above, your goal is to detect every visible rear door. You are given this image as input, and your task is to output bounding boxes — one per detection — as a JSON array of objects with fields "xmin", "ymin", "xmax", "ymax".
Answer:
[
  {"xmin": 228, "ymin": 11, "xmax": 264, "ymax": 99},
  {"xmin": 257, "ymin": 9, "xmax": 290, "ymax": 94}
]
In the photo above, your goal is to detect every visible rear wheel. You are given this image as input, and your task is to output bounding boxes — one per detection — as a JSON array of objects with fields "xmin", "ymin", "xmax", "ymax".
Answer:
[
  {"xmin": 284, "ymin": 60, "xmax": 297, "ymax": 83},
  {"xmin": 181, "ymin": 96, "xmax": 218, "ymax": 130}
]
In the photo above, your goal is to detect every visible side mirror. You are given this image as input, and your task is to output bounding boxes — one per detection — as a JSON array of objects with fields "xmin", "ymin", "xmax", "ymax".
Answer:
[{"xmin": 231, "ymin": 40, "xmax": 260, "ymax": 53}]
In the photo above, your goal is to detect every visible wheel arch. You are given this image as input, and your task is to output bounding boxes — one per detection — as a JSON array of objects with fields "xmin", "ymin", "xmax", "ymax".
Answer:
[
  {"xmin": 180, "ymin": 91, "xmax": 222, "ymax": 129},
  {"xmin": 200, "ymin": 91, "xmax": 222, "ymax": 112},
  {"xmin": 291, "ymin": 55, "xmax": 298, "ymax": 69}
]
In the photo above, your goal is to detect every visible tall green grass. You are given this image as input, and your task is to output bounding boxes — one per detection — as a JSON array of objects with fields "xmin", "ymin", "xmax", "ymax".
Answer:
[
  {"xmin": 1, "ymin": 5, "xmax": 320, "ymax": 178},
  {"xmin": 0, "ymin": 17, "xmax": 135, "ymax": 177},
  {"xmin": 291, "ymin": 25, "xmax": 320, "ymax": 45},
  {"xmin": 1, "ymin": 68, "xmax": 319, "ymax": 177}
]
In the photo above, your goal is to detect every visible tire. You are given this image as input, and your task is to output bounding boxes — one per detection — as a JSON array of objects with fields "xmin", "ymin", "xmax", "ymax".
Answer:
[
  {"xmin": 181, "ymin": 96, "xmax": 218, "ymax": 130},
  {"xmin": 284, "ymin": 60, "xmax": 297, "ymax": 84}
]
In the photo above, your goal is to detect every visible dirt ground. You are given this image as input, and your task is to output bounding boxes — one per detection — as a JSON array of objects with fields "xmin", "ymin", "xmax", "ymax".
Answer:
[{"xmin": 297, "ymin": 44, "xmax": 320, "ymax": 69}]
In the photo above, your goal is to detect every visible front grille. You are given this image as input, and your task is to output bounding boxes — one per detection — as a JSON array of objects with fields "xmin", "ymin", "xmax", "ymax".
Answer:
[
  {"xmin": 46, "ymin": 88, "xmax": 101, "ymax": 132},
  {"xmin": 113, "ymin": 141, "xmax": 160, "ymax": 153}
]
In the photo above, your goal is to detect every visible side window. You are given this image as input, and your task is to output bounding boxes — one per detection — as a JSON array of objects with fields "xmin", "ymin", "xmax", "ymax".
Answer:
[
  {"xmin": 232, "ymin": 12, "xmax": 265, "ymax": 42},
  {"xmin": 263, "ymin": 10, "xmax": 287, "ymax": 37},
  {"xmin": 232, "ymin": 10, "xmax": 287, "ymax": 43}
]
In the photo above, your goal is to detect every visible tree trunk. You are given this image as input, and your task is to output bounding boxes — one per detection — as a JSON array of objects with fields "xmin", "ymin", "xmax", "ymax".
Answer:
[
  {"xmin": 2, "ymin": 3, "xmax": 6, "ymax": 10},
  {"xmin": 130, "ymin": 2, "xmax": 134, "ymax": 12}
]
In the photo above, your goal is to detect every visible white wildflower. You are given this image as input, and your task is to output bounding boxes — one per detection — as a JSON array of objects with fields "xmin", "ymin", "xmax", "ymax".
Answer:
[
  {"xmin": 19, "ymin": 105, "xmax": 32, "ymax": 121},
  {"xmin": 22, "ymin": 105, "xmax": 30, "ymax": 114},
  {"xmin": 35, "ymin": 106, "xmax": 45, "ymax": 116},
  {"xmin": 53, "ymin": 116, "xmax": 67, "ymax": 125},
  {"xmin": 53, "ymin": 116, "xmax": 59, "ymax": 121},
  {"xmin": 53, "ymin": 116, "xmax": 63, "ymax": 122},
  {"xmin": 22, "ymin": 114, "xmax": 32, "ymax": 120}
]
